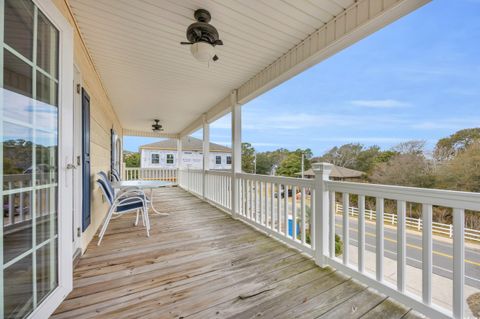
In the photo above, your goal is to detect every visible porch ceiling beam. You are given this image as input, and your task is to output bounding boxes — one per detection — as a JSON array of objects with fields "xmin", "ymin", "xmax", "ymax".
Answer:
[
  {"xmin": 122, "ymin": 129, "xmax": 179, "ymax": 139},
  {"xmin": 179, "ymin": 0, "xmax": 430, "ymax": 137}
]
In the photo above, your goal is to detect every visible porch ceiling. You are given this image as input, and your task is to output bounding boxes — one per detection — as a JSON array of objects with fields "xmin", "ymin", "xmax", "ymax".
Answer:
[
  {"xmin": 68, "ymin": 0, "xmax": 428, "ymax": 137},
  {"xmin": 68, "ymin": 0, "xmax": 355, "ymax": 135}
]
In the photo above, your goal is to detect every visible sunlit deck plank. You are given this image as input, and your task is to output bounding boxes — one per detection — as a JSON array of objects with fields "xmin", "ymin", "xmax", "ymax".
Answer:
[{"xmin": 52, "ymin": 187, "xmax": 424, "ymax": 319}]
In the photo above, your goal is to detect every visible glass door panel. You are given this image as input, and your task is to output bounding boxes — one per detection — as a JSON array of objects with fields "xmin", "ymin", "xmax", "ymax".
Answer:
[{"xmin": 2, "ymin": 0, "xmax": 60, "ymax": 317}]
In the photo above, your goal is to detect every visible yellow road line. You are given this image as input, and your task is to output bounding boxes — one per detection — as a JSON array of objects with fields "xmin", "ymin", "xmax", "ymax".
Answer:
[{"xmin": 335, "ymin": 223, "xmax": 480, "ymax": 267}]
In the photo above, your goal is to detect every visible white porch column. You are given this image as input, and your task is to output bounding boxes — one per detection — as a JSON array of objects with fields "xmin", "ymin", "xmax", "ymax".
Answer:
[
  {"xmin": 313, "ymin": 163, "xmax": 333, "ymax": 267},
  {"xmin": 177, "ymin": 137, "xmax": 182, "ymax": 183},
  {"xmin": 231, "ymin": 90, "xmax": 241, "ymax": 218},
  {"xmin": 202, "ymin": 114, "xmax": 209, "ymax": 199}
]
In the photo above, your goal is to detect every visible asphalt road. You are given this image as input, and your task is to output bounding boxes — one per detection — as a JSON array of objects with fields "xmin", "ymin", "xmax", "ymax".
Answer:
[{"xmin": 335, "ymin": 215, "xmax": 480, "ymax": 289}]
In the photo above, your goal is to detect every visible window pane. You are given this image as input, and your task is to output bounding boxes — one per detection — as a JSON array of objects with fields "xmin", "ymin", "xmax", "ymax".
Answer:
[
  {"xmin": 3, "ymin": 193, "xmax": 33, "ymax": 264},
  {"xmin": 36, "ymin": 186, "xmax": 57, "ymax": 243},
  {"xmin": 4, "ymin": 49, "xmax": 33, "ymax": 98},
  {"xmin": 37, "ymin": 10, "xmax": 59, "ymax": 78},
  {"xmin": 4, "ymin": 254, "xmax": 34, "ymax": 318},
  {"xmin": 36, "ymin": 131, "xmax": 58, "ymax": 186},
  {"xmin": 3, "ymin": 122, "xmax": 34, "ymax": 190},
  {"xmin": 36, "ymin": 71, "xmax": 58, "ymax": 106},
  {"xmin": 3, "ymin": 190, "xmax": 32, "ymax": 227},
  {"xmin": 36, "ymin": 239, "xmax": 58, "ymax": 303},
  {"xmin": 5, "ymin": 0, "xmax": 34, "ymax": 60}
]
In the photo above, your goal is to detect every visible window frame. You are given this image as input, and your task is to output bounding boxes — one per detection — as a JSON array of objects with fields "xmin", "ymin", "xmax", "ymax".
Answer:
[
  {"xmin": 166, "ymin": 153, "xmax": 174, "ymax": 165},
  {"xmin": 151, "ymin": 153, "xmax": 160, "ymax": 164}
]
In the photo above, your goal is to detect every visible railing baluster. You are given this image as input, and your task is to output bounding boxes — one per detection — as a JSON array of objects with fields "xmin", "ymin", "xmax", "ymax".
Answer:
[
  {"xmin": 342, "ymin": 192, "xmax": 349, "ymax": 265},
  {"xmin": 249, "ymin": 180, "xmax": 253, "ymax": 220},
  {"xmin": 292, "ymin": 186, "xmax": 297, "ymax": 240},
  {"xmin": 358, "ymin": 195, "xmax": 365, "ymax": 273},
  {"xmin": 284, "ymin": 184, "xmax": 288, "ymax": 235},
  {"xmin": 270, "ymin": 182, "xmax": 274, "ymax": 229},
  {"xmin": 311, "ymin": 189, "xmax": 315, "ymax": 249},
  {"xmin": 376, "ymin": 197, "xmax": 384, "ymax": 282},
  {"xmin": 259, "ymin": 181, "xmax": 263, "ymax": 225},
  {"xmin": 277, "ymin": 183, "xmax": 282, "ymax": 233},
  {"xmin": 453, "ymin": 208, "xmax": 465, "ymax": 319},
  {"xmin": 397, "ymin": 200, "xmax": 406, "ymax": 292},
  {"xmin": 422, "ymin": 203, "xmax": 432, "ymax": 305},
  {"xmin": 301, "ymin": 187, "xmax": 306, "ymax": 244},
  {"xmin": 329, "ymin": 191, "xmax": 335, "ymax": 258},
  {"xmin": 264, "ymin": 182, "xmax": 268, "ymax": 226},
  {"xmin": 19, "ymin": 181, "xmax": 24, "ymax": 222}
]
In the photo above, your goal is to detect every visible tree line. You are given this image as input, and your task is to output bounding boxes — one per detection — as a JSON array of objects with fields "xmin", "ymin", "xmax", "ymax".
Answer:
[{"xmin": 242, "ymin": 128, "xmax": 480, "ymax": 228}]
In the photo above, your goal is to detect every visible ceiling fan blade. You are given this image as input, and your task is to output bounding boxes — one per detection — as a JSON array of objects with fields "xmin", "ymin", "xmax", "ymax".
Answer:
[
  {"xmin": 214, "ymin": 39, "xmax": 223, "ymax": 46},
  {"xmin": 180, "ymin": 42, "xmax": 193, "ymax": 45}
]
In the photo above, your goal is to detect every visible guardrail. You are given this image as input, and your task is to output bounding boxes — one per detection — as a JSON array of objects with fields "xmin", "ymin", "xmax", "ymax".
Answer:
[
  {"xmin": 175, "ymin": 163, "xmax": 479, "ymax": 319},
  {"xmin": 236, "ymin": 172, "xmax": 315, "ymax": 256},
  {"xmin": 335, "ymin": 203, "xmax": 480, "ymax": 242},
  {"xmin": 178, "ymin": 169, "xmax": 203, "ymax": 197},
  {"xmin": 124, "ymin": 167, "xmax": 177, "ymax": 182},
  {"xmin": 205, "ymin": 170, "xmax": 232, "ymax": 211}
]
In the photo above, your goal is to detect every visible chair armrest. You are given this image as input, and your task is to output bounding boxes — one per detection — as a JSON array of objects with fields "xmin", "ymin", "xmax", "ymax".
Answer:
[
  {"xmin": 116, "ymin": 186, "xmax": 141, "ymax": 197},
  {"xmin": 115, "ymin": 195, "xmax": 146, "ymax": 206},
  {"xmin": 115, "ymin": 188, "xmax": 147, "ymax": 202}
]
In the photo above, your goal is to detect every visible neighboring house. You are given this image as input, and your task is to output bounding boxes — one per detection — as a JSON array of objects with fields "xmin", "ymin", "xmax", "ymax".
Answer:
[
  {"xmin": 298, "ymin": 164, "xmax": 364, "ymax": 181},
  {"xmin": 139, "ymin": 137, "xmax": 232, "ymax": 170}
]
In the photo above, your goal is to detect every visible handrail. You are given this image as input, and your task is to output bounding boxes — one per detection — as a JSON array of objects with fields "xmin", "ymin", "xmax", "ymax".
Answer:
[{"xmin": 327, "ymin": 180, "xmax": 480, "ymax": 211}]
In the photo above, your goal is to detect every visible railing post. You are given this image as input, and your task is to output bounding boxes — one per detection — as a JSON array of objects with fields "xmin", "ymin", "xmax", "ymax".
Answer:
[
  {"xmin": 202, "ymin": 114, "xmax": 209, "ymax": 199},
  {"xmin": 176, "ymin": 138, "xmax": 182, "ymax": 184},
  {"xmin": 313, "ymin": 162, "xmax": 333, "ymax": 268},
  {"xmin": 230, "ymin": 90, "xmax": 241, "ymax": 218}
]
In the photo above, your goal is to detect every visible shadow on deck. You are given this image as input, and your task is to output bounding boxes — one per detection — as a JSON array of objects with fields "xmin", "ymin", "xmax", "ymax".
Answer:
[{"xmin": 52, "ymin": 187, "xmax": 425, "ymax": 319}]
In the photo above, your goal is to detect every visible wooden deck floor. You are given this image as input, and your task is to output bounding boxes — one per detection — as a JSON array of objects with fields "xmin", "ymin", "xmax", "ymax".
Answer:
[{"xmin": 52, "ymin": 187, "xmax": 424, "ymax": 319}]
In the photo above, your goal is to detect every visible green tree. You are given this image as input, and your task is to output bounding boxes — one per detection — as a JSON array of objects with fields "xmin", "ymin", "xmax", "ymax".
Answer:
[
  {"xmin": 255, "ymin": 148, "xmax": 291, "ymax": 175},
  {"xmin": 436, "ymin": 142, "xmax": 480, "ymax": 192},
  {"xmin": 276, "ymin": 149, "xmax": 312, "ymax": 177},
  {"xmin": 434, "ymin": 128, "xmax": 480, "ymax": 161},
  {"xmin": 124, "ymin": 152, "xmax": 140, "ymax": 167},
  {"xmin": 370, "ymin": 153, "xmax": 435, "ymax": 188},
  {"xmin": 314, "ymin": 143, "xmax": 363, "ymax": 169},
  {"xmin": 242, "ymin": 142, "xmax": 255, "ymax": 173}
]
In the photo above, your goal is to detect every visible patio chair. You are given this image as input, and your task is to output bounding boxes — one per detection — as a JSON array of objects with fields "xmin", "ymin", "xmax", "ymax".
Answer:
[
  {"xmin": 111, "ymin": 168, "xmax": 120, "ymax": 182},
  {"xmin": 96, "ymin": 177, "xmax": 150, "ymax": 245}
]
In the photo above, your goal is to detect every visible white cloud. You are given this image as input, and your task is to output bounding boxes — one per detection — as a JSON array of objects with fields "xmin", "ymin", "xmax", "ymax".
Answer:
[
  {"xmin": 312, "ymin": 137, "xmax": 412, "ymax": 143},
  {"xmin": 350, "ymin": 99, "xmax": 410, "ymax": 108},
  {"xmin": 411, "ymin": 118, "xmax": 480, "ymax": 130}
]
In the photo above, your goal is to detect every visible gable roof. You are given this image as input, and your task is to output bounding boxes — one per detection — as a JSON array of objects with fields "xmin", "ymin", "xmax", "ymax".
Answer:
[
  {"xmin": 299, "ymin": 165, "xmax": 364, "ymax": 179},
  {"xmin": 139, "ymin": 137, "xmax": 231, "ymax": 153}
]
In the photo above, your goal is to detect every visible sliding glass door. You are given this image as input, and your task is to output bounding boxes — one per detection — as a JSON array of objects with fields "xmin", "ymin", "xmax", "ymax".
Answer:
[{"xmin": 1, "ymin": 0, "xmax": 72, "ymax": 317}]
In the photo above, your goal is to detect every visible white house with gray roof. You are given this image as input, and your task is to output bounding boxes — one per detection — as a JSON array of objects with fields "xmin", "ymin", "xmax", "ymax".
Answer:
[{"xmin": 139, "ymin": 137, "xmax": 231, "ymax": 170}]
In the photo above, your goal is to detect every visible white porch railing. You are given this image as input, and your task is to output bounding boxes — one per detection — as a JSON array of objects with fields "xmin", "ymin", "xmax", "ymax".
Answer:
[
  {"xmin": 205, "ymin": 170, "xmax": 232, "ymax": 211},
  {"xmin": 178, "ymin": 169, "xmax": 203, "ymax": 197},
  {"xmin": 336, "ymin": 203, "xmax": 480, "ymax": 242},
  {"xmin": 174, "ymin": 164, "xmax": 479, "ymax": 319},
  {"xmin": 123, "ymin": 167, "xmax": 177, "ymax": 182}
]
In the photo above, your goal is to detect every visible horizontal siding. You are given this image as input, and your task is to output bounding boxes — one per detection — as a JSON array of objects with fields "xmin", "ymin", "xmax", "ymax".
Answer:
[{"xmin": 53, "ymin": 0, "xmax": 123, "ymax": 251}]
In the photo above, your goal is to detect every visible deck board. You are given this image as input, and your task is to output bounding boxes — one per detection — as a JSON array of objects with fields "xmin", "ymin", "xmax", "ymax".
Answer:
[{"xmin": 52, "ymin": 187, "xmax": 425, "ymax": 319}]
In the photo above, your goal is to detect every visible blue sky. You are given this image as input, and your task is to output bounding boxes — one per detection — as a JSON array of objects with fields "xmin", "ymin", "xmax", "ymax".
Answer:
[{"xmin": 125, "ymin": 0, "xmax": 480, "ymax": 156}]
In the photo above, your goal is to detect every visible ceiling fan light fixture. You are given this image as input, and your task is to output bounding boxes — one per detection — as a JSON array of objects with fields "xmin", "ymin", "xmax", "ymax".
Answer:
[{"xmin": 190, "ymin": 42, "xmax": 215, "ymax": 63}]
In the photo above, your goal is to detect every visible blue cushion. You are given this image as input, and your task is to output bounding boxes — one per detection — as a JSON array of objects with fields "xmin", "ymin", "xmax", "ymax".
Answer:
[
  {"xmin": 97, "ymin": 179, "xmax": 113, "ymax": 204},
  {"xmin": 116, "ymin": 199, "xmax": 144, "ymax": 213}
]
